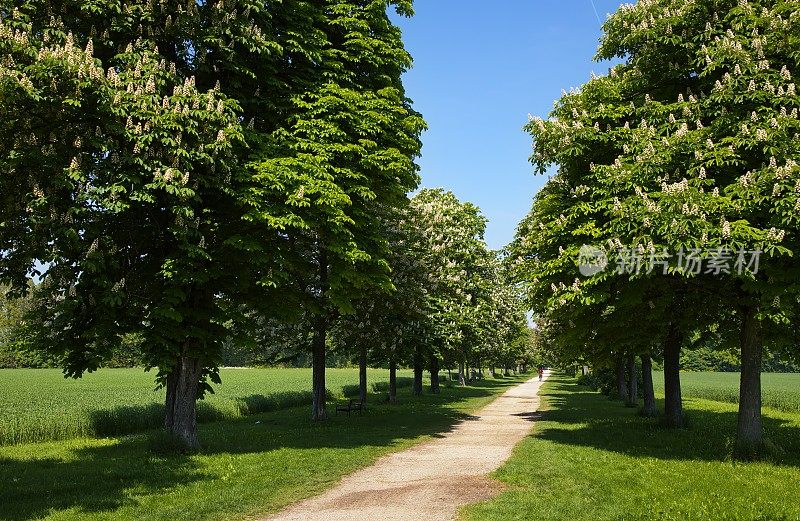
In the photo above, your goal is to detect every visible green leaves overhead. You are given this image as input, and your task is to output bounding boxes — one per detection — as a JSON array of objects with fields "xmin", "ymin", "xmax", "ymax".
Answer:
[
  {"xmin": 0, "ymin": 1, "xmax": 425, "ymax": 414},
  {"xmin": 510, "ymin": 0, "xmax": 800, "ymax": 365}
]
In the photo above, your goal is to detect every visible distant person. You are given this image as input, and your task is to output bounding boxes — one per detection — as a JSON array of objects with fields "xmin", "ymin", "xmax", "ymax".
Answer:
[{"xmin": 538, "ymin": 367, "xmax": 544, "ymax": 381}]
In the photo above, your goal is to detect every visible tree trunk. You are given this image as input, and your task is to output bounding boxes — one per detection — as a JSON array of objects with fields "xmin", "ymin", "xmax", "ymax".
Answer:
[
  {"xmin": 429, "ymin": 355, "xmax": 440, "ymax": 394},
  {"xmin": 458, "ymin": 360, "xmax": 466, "ymax": 386},
  {"xmin": 490, "ymin": 366, "xmax": 496, "ymax": 377},
  {"xmin": 388, "ymin": 357, "xmax": 397, "ymax": 404},
  {"xmin": 412, "ymin": 346, "xmax": 423, "ymax": 396},
  {"xmin": 164, "ymin": 341, "xmax": 203, "ymax": 450},
  {"xmin": 503, "ymin": 365, "xmax": 510, "ymax": 377},
  {"xmin": 358, "ymin": 344, "xmax": 368, "ymax": 404},
  {"xmin": 626, "ymin": 354, "xmax": 638, "ymax": 407},
  {"xmin": 736, "ymin": 303, "xmax": 763, "ymax": 455},
  {"xmin": 663, "ymin": 323, "xmax": 684, "ymax": 427},
  {"xmin": 311, "ymin": 316, "xmax": 327, "ymax": 421},
  {"xmin": 311, "ymin": 244, "xmax": 329, "ymax": 421},
  {"xmin": 640, "ymin": 353, "xmax": 657, "ymax": 417},
  {"xmin": 615, "ymin": 356, "xmax": 628, "ymax": 402}
]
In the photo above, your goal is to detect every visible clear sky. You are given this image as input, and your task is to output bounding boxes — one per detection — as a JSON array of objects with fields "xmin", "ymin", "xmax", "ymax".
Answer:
[{"xmin": 393, "ymin": 1, "xmax": 625, "ymax": 250}]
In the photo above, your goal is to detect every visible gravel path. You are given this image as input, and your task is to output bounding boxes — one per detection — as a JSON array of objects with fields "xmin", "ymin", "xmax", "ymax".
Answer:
[{"xmin": 264, "ymin": 372, "xmax": 549, "ymax": 521}]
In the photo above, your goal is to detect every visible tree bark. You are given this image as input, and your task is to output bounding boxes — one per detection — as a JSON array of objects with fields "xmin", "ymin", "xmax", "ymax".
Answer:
[
  {"xmin": 311, "ymin": 244, "xmax": 329, "ymax": 421},
  {"xmin": 429, "ymin": 355, "xmax": 440, "ymax": 394},
  {"xmin": 412, "ymin": 346, "xmax": 423, "ymax": 396},
  {"xmin": 358, "ymin": 344, "xmax": 368, "ymax": 404},
  {"xmin": 736, "ymin": 303, "xmax": 763, "ymax": 455},
  {"xmin": 164, "ymin": 341, "xmax": 202, "ymax": 450},
  {"xmin": 663, "ymin": 323, "xmax": 684, "ymax": 427},
  {"xmin": 311, "ymin": 316, "xmax": 327, "ymax": 421},
  {"xmin": 640, "ymin": 353, "xmax": 657, "ymax": 417},
  {"xmin": 458, "ymin": 360, "xmax": 466, "ymax": 386},
  {"xmin": 388, "ymin": 357, "xmax": 397, "ymax": 404},
  {"xmin": 626, "ymin": 354, "xmax": 638, "ymax": 407},
  {"xmin": 615, "ymin": 356, "xmax": 628, "ymax": 402}
]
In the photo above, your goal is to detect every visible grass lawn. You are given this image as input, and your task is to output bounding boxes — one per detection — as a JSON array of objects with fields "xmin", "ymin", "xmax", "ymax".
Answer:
[
  {"xmin": 462, "ymin": 374, "xmax": 800, "ymax": 521},
  {"xmin": 653, "ymin": 371, "xmax": 800, "ymax": 413},
  {"xmin": 0, "ymin": 373, "xmax": 529, "ymax": 521},
  {"xmin": 0, "ymin": 367, "xmax": 415, "ymax": 445}
]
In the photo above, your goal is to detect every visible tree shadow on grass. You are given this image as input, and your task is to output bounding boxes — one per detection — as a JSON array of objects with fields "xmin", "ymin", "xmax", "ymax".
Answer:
[
  {"xmin": 0, "ymin": 376, "xmax": 526, "ymax": 520},
  {"xmin": 535, "ymin": 375, "xmax": 800, "ymax": 466},
  {"xmin": 0, "ymin": 443, "xmax": 203, "ymax": 520}
]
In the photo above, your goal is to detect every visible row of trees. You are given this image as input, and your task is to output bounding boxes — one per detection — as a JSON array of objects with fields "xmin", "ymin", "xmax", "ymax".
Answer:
[
  {"xmin": 0, "ymin": 0, "xmax": 427, "ymax": 448},
  {"xmin": 0, "ymin": 1, "xmax": 534, "ymax": 448},
  {"xmin": 334, "ymin": 188, "xmax": 537, "ymax": 404},
  {"xmin": 508, "ymin": 0, "xmax": 800, "ymax": 457}
]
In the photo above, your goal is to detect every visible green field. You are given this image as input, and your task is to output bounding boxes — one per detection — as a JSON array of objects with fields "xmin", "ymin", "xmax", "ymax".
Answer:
[
  {"xmin": 0, "ymin": 374, "xmax": 527, "ymax": 521},
  {"xmin": 653, "ymin": 371, "xmax": 800, "ymax": 413},
  {"xmin": 463, "ymin": 374, "xmax": 800, "ymax": 521},
  {"xmin": 0, "ymin": 367, "xmax": 414, "ymax": 446}
]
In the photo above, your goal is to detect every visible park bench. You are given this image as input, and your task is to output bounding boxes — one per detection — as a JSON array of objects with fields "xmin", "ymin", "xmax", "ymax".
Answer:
[{"xmin": 335, "ymin": 399, "xmax": 365, "ymax": 416}]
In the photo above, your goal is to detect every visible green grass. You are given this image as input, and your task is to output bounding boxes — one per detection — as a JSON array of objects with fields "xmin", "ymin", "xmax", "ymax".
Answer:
[
  {"xmin": 0, "ymin": 374, "xmax": 528, "ymax": 521},
  {"xmin": 0, "ymin": 367, "xmax": 415, "ymax": 445},
  {"xmin": 653, "ymin": 371, "xmax": 800, "ymax": 413},
  {"xmin": 462, "ymin": 374, "xmax": 800, "ymax": 521}
]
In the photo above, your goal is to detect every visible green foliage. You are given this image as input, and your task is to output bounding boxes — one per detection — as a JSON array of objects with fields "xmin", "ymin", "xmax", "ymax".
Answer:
[
  {"xmin": 332, "ymin": 189, "xmax": 531, "ymax": 376},
  {"xmin": 507, "ymin": 1, "xmax": 800, "ymax": 430},
  {"xmin": 0, "ymin": 1, "xmax": 426, "ymax": 442}
]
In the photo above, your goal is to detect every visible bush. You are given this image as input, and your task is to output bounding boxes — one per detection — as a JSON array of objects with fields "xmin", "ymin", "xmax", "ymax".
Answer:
[{"xmin": 575, "ymin": 365, "xmax": 643, "ymax": 398}]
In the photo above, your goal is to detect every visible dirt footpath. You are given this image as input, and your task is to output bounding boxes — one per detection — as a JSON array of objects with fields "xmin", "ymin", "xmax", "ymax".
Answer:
[{"xmin": 264, "ymin": 373, "xmax": 548, "ymax": 521}]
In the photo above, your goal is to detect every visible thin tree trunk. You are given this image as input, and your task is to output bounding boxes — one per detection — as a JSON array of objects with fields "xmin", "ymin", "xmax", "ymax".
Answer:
[
  {"xmin": 615, "ymin": 356, "xmax": 628, "ymax": 402},
  {"xmin": 358, "ymin": 344, "xmax": 368, "ymax": 404},
  {"xmin": 412, "ymin": 346, "xmax": 423, "ymax": 396},
  {"xmin": 163, "ymin": 340, "xmax": 202, "ymax": 450},
  {"xmin": 311, "ymin": 317, "xmax": 327, "ymax": 421},
  {"xmin": 490, "ymin": 366, "xmax": 496, "ymax": 378},
  {"xmin": 458, "ymin": 360, "xmax": 466, "ymax": 386},
  {"xmin": 388, "ymin": 357, "xmax": 397, "ymax": 404},
  {"xmin": 663, "ymin": 323, "xmax": 684, "ymax": 427},
  {"xmin": 311, "ymin": 245, "xmax": 329, "ymax": 421},
  {"xmin": 641, "ymin": 353, "xmax": 657, "ymax": 417},
  {"xmin": 504, "ymin": 365, "xmax": 510, "ymax": 377},
  {"xmin": 736, "ymin": 303, "xmax": 763, "ymax": 455},
  {"xmin": 626, "ymin": 354, "xmax": 638, "ymax": 407},
  {"xmin": 429, "ymin": 355, "xmax": 440, "ymax": 394}
]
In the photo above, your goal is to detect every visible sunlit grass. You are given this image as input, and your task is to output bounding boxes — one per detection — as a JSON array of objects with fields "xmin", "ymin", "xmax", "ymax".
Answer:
[
  {"xmin": 463, "ymin": 374, "xmax": 800, "ymax": 521},
  {"xmin": 0, "ymin": 374, "xmax": 528, "ymax": 521},
  {"xmin": 653, "ymin": 371, "xmax": 800, "ymax": 412}
]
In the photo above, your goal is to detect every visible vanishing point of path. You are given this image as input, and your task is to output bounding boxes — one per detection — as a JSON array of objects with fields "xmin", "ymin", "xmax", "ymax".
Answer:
[{"xmin": 265, "ymin": 373, "xmax": 549, "ymax": 521}]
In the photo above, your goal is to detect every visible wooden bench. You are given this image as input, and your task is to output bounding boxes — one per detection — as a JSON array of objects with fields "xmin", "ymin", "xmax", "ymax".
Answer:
[{"xmin": 335, "ymin": 399, "xmax": 365, "ymax": 416}]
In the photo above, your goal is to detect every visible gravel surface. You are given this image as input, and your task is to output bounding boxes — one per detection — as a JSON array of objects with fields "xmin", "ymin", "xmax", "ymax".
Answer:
[{"xmin": 264, "ymin": 373, "xmax": 549, "ymax": 521}]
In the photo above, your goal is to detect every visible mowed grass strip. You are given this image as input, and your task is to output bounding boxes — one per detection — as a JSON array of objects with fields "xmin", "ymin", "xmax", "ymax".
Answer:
[
  {"xmin": 0, "ymin": 368, "xmax": 414, "ymax": 445},
  {"xmin": 462, "ymin": 374, "xmax": 800, "ymax": 521},
  {"xmin": 653, "ymin": 371, "xmax": 800, "ymax": 413},
  {"xmin": 0, "ymin": 374, "xmax": 528, "ymax": 521}
]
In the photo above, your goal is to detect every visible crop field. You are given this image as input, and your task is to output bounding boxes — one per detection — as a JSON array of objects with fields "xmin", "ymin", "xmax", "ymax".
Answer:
[
  {"xmin": 652, "ymin": 371, "xmax": 800, "ymax": 412},
  {"xmin": 0, "ymin": 367, "xmax": 414, "ymax": 446}
]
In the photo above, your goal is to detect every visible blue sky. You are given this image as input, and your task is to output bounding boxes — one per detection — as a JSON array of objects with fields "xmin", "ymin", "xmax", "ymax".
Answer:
[{"xmin": 393, "ymin": 1, "xmax": 624, "ymax": 250}]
